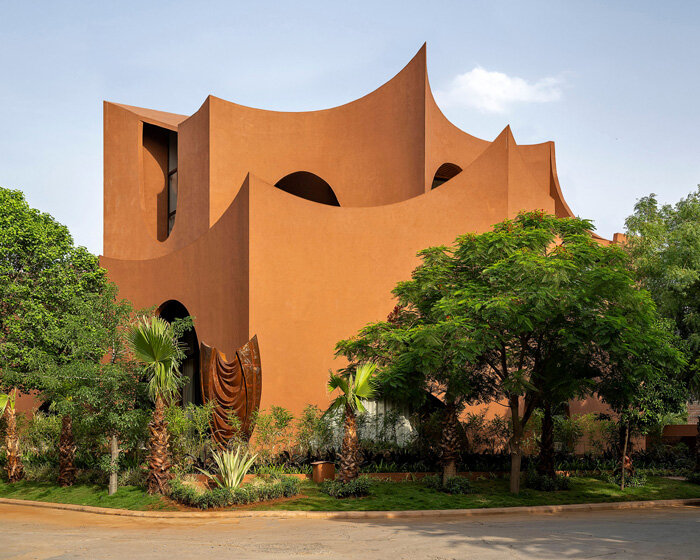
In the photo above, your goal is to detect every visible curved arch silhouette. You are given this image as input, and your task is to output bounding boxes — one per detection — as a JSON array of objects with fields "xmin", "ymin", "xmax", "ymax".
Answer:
[
  {"xmin": 275, "ymin": 172, "xmax": 340, "ymax": 206},
  {"xmin": 431, "ymin": 163, "xmax": 462, "ymax": 189},
  {"xmin": 157, "ymin": 300, "xmax": 201, "ymax": 406}
]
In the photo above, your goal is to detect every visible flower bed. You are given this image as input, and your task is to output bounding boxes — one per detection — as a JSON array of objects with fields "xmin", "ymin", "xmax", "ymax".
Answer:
[{"xmin": 169, "ymin": 475, "xmax": 301, "ymax": 510}]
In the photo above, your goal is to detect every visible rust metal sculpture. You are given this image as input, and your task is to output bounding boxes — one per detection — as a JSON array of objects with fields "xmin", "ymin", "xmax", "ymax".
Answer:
[{"xmin": 200, "ymin": 336, "xmax": 262, "ymax": 446}]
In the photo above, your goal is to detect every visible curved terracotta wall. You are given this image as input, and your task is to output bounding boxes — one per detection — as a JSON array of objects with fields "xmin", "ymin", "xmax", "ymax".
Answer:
[{"xmin": 101, "ymin": 45, "xmax": 605, "ymax": 418}]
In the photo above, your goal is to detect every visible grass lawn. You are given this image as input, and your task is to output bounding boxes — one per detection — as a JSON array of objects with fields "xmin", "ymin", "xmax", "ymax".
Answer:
[
  {"xmin": 250, "ymin": 476, "xmax": 700, "ymax": 511},
  {"xmin": 1, "ymin": 476, "xmax": 698, "ymax": 512},
  {"xmin": 0, "ymin": 480, "xmax": 176, "ymax": 511}
]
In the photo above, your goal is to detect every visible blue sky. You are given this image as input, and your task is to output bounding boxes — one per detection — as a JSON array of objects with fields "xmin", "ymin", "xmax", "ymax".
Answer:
[{"xmin": 1, "ymin": 0, "xmax": 698, "ymax": 254}]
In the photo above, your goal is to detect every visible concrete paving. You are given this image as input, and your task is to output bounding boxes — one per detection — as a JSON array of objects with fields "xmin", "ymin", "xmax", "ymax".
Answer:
[{"xmin": 1, "ymin": 503, "xmax": 698, "ymax": 559}]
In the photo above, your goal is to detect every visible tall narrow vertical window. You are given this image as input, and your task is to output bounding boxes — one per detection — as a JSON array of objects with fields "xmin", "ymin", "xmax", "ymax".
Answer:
[{"xmin": 167, "ymin": 131, "xmax": 178, "ymax": 234}]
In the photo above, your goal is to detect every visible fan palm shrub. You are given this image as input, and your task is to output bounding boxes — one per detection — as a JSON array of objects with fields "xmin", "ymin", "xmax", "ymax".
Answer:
[
  {"xmin": 199, "ymin": 446, "xmax": 257, "ymax": 489},
  {"xmin": 326, "ymin": 363, "xmax": 377, "ymax": 482},
  {"xmin": 0, "ymin": 389, "xmax": 24, "ymax": 482},
  {"xmin": 128, "ymin": 317, "xmax": 183, "ymax": 494}
]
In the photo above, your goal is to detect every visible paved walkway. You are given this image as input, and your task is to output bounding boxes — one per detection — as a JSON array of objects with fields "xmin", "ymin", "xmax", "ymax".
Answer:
[{"xmin": 1, "ymin": 503, "xmax": 698, "ymax": 559}]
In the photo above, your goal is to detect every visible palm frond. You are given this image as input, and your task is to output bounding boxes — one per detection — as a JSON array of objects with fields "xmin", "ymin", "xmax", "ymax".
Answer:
[
  {"xmin": 128, "ymin": 316, "xmax": 182, "ymax": 402},
  {"xmin": 327, "ymin": 373, "xmax": 349, "ymax": 395},
  {"xmin": 0, "ymin": 392, "xmax": 11, "ymax": 417},
  {"xmin": 325, "ymin": 363, "xmax": 378, "ymax": 414}
]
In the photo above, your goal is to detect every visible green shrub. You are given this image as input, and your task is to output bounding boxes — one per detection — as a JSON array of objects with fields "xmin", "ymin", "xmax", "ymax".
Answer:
[
  {"xmin": 320, "ymin": 476, "xmax": 372, "ymax": 498},
  {"xmin": 606, "ymin": 472, "xmax": 648, "ymax": 488},
  {"xmin": 422, "ymin": 474, "xmax": 474, "ymax": 494},
  {"xmin": 118, "ymin": 466, "xmax": 148, "ymax": 488},
  {"xmin": 166, "ymin": 402, "xmax": 215, "ymax": 473},
  {"xmin": 294, "ymin": 405, "xmax": 335, "ymax": 455},
  {"xmin": 249, "ymin": 407, "xmax": 295, "ymax": 465},
  {"xmin": 685, "ymin": 471, "xmax": 700, "ymax": 485},
  {"xmin": 524, "ymin": 470, "xmax": 571, "ymax": 491},
  {"xmin": 23, "ymin": 462, "xmax": 57, "ymax": 482},
  {"xmin": 169, "ymin": 475, "xmax": 300, "ymax": 509}
]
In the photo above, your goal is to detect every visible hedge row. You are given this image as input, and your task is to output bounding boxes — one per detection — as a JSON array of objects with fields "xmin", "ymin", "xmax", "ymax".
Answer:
[
  {"xmin": 320, "ymin": 476, "xmax": 372, "ymax": 498},
  {"xmin": 169, "ymin": 475, "xmax": 301, "ymax": 509}
]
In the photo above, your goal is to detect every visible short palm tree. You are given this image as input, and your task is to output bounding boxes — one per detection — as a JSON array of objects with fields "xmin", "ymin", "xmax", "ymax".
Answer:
[
  {"xmin": 326, "ymin": 364, "xmax": 377, "ymax": 482},
  {"xmin": 0, "ymin": 389, "xmax": 24, "ymax": 482},
  {"xmin": 128, "ymin": 316, "xmax": 183, "ymax": 494}
]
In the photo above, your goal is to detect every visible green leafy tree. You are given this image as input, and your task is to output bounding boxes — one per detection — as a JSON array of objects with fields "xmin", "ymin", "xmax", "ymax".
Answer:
[
  {"xmin": 625, "ymin": 187, "xmax": 700, "ymax": 469},
  {"xmin": 1, "ymin": 187, "xmax": 115, "ymax": 484},
  {"xmin": 325, "ymin": 364, "xmax": 377, "ymax": 482},
  {"xmin": 598, "ymin": 319, "xmax": 686, "ymax": 488},
  {"xmin": 128, "ymin": 316, "xmax": 184, "ymax": 494},
  {"xmin": 0, "ymin": 187, "xmax": 109, "ymax": 386},
  {"xmin": 438, "ymin": 211, "xmax": 680, "ymax": 493},
  {"xmin": 341, "ymin": 211, "xmax": 677, "ymax": 493}
]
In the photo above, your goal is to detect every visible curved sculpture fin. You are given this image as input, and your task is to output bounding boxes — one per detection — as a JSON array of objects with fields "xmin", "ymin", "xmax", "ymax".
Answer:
[{"xmin": 200, "ymin": 336, "xmax": 262, "ymax": 446}]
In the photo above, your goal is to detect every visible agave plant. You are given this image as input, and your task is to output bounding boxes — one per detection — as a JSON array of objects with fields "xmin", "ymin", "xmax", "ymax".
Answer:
[
  {"xmin": 199, "ymin": 446, "xmax": 257, "ymax": 490},
  {"xmin": 326, "ymin": 363, "xmax": 377, "ymax": 483},
  {"xmin": 128, "ymin": 316, "xmax": 183, "ymax": 494},
  {"xmin": 0, "ymin": 389, "xmax": 24, "ymax": 482}
]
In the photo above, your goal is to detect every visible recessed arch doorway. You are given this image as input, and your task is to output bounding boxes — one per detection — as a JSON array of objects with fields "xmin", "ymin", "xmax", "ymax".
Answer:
[{"xmin": 157, "ymin": 300, "xmax": 202, "ymax": 406}]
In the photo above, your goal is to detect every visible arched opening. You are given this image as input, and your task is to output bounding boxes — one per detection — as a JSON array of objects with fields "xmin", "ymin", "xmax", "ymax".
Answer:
[
  {"xmin": 274, "ymin": 172, "xmax": 340, "ymax": 206},
  {"xmin": 158, "ymin": 300, "xmax": 201, "ymax": 406},
  {"xmin": 431, "ymin": 163, "xmax": 462, "ymax": 189}
]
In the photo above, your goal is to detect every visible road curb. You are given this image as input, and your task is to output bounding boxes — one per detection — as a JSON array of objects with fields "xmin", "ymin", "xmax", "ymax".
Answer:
[{"xmin": 0, "ymin": 496, "xmax": 699, "ymax": 520}]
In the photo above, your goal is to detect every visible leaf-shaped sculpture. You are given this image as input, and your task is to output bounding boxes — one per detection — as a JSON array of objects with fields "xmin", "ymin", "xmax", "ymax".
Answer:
[{"xmin": 200, "ymin": 336, "xmax": 262, "ymax": 446}]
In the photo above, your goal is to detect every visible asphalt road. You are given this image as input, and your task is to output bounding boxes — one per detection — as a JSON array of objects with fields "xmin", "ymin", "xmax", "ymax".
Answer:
[{"xmin": 1, "ymin": 503, "xmax": 699, "ymax": 559}]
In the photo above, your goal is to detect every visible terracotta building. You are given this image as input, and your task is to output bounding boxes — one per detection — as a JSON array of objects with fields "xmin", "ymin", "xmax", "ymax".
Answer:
[{"xmin": 101, "ymin": 46, "xmax": 607, "ymax": 419}]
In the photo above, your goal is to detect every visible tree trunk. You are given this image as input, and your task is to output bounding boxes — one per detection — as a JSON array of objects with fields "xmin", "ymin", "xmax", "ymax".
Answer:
[
  {"xmin": 58, "ymin": 415, "xmax": 76, "ymax": 487},
  {"xmin": 147, "ymin": 395, "xmax": 172, "ymax": 494},
  {"xmin": 337, "ymin": 404, "xmax": 359, "ymax": 483},
  {"xmin": 4, "ymin": 399, "xmax": 24, "ymax": 483},
  {"xmin": 695, "ymin": 414, "xmax": 700, "ymax": 473},
  {"xmin": 620, "ymin": 422, "xmax": 630, "ymax": 491},
  {"xmin": 537, "ymin": 401, "xmax": 556, "ymax": 479},
  {"xmin": 509, "ymin": 398, "xmax": 523, "ymax": 494},
  {"xmin": 108, "ymin": 434, "xmax": 119, "ymax": 495},
  {"xmin": 440, "ymin": 402, "xmax": 459, "ymax": 485}
]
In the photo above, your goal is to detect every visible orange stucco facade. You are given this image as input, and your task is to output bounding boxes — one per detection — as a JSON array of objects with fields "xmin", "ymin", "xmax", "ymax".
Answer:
[{"xmin": 101, "ymin": 46, "xmax": 600, "ymax": 416}]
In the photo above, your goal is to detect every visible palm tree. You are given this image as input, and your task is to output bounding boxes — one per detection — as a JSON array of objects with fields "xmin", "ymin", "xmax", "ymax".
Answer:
[
  {"xmin": 0, "ymin": 389, "xmax": 24, "ymax": 482},
  {"xmin": 326, "ymin": 364, "xmax": 377, "ymax": 483},
  {"xmin": 128, "ymin": 316, "xmax": 183, "ymax": 494},
  {"xmin": 58, "ymin": 413, "xmax": 77, "ymax": 487}
]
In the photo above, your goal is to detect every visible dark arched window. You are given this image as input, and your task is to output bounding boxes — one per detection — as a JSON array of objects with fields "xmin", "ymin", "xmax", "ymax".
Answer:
[
  {"xmin": 431, "ymin": 163, "xmax": 462, "ymax": 189},
  {"xmin": 142, "ymin": 124, "xmax": 177, "ymax": 240},
  {"xmin": 158, "ymin": 300, "xmax": 201, "ymax": 406},
  {"xmin": 275, "ymin": 172, "xmax": 340, "ymax": 206}
]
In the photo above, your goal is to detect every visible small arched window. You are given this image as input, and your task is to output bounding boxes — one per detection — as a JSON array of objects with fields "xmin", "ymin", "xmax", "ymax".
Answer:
[
  {"xmin": 431, "ymin": 163, "xmax": 462, "ymax": 189},
  {"xmin": 275, "ymin": 172, "xmax": 340, "ymax": 206}
]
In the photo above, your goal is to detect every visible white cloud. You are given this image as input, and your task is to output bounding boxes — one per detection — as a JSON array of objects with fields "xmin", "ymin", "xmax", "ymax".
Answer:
[{"xmin": 436, "ymin": 67, "xmax": 564, "ymax": 114}]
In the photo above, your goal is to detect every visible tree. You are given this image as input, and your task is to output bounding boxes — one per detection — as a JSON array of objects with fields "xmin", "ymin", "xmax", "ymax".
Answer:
[
  {"xmin": 325, "ymin": 364, "xmax": 377, "ymax": 482},
  {"xmin": 598, "ymin": 319, "xmax": 686, "ymax": 489},
  {"xmin": 439, "ymin": 211, "xmax": 680, "ymax": 493},
  {"xmin": 341, "ymin": 211, "xmax": 675, "ymax": 493},
  {"xmin": 0, "ymin": 389, "xmax": 23, "ymax": 482},
  {"xmin": 624, "ymin": 187, "xmax": 700, "ymax": 470},
  {"xmin": 0, "ymin": 187, "xmax": 111, "ymax": 483},
  {"xmin": 128, "ymin": 316, "xmax": 184, "ymax": 494},
  {"xmin": 0, "ymin": 187, "xmax": 109, "ymax": 386}
]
